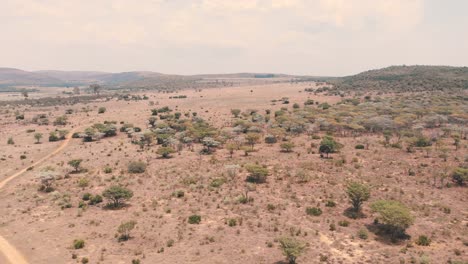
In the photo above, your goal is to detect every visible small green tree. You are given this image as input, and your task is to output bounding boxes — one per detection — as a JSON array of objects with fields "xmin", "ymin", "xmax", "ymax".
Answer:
[
  {"xmin": 245, "ymin": 133, "xmax": 260, "ymax": 150},
  {"xmin": 245, "ymin": 164, "xmax": 269, "ymax": 183},
  {"xmin": 157, "ymin": 146, "xmax": 175, "ymax": 158},
  {"xmin": 346, "ymin": 182, "xmax": 371, "ymax": 213},
  {"xmin": 371, "ymin": 200, "xmax": 414, "ymax": 239},
  {"xmin": 68, "ymin": 159, "xmax": 83, "ymax": 173},
  {"xmin": 280, "ymin": 142, "xmax": 295, "ymax": 152},
  {"xmin": 117, "ymin": 220, "xmax": 137, "ymax": 241},
  {"xmin": 102, "ymin": 186, "xmax": 133, "ymax": 208},
  {"xmin": 34, "ymin": 133, "xmax": 43, "ymax": 143},
  {"xmin": 319, "ymin": 136, "xmax": 341, "ymax": 158},
  {"xmin": 278, "ymin": 237, "xmax": 306, "ymax": 264}
]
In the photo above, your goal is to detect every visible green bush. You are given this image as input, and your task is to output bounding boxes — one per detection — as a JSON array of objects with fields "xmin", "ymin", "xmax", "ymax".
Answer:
[
  {"xmin": 188, "ymin": 215, "xmax": 201, "ymax": 224},
  {"xmin": 357, "ymin": 228, "xmax": 368, "ymax": 240},
  {"xmin": 306, "ymin": 207, "xmax": 322, "ymax": 216},
  {"xmin": 415, "ymin": 235, "xmax": 431, "ymax": 246},
  {"xmin": 355, "ymin": 144, "xmax": 365, "ymax": 149},
  {"xmin": 89, "ymin": 195, "xmax": 103, "ymax": 205},
  {"xmin": 73, "ymin": 239, "xmax": 85, "ymax": 249},
  {"xmin": 128, "ymin": 161, "xmax": 147, "ymax": 174}
]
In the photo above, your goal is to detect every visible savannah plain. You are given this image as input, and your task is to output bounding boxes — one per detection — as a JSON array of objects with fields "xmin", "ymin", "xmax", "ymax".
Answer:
[{"xmin": 0, "ymin": 77, "xmax": 467, "ymax": 264}]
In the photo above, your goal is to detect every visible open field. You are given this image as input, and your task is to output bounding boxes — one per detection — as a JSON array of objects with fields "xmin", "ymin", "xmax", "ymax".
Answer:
[{"xmin": 0, "ymin": 81, "xmax": 467, "ymax": 264}]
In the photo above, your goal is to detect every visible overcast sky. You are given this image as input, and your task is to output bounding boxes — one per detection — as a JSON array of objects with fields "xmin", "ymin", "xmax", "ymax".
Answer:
[{"xmin": 1, "ymin": 0, "xmax": 467, "ymax": 76}]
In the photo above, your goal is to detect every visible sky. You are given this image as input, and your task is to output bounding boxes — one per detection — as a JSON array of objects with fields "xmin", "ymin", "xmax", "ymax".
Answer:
[{"xmin": 1, "ymin": 0, "xmax": 467, "ymax": 76}]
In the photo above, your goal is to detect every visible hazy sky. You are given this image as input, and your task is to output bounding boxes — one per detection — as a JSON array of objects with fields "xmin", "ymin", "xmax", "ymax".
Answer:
[{"xmin": 1, "ymin": 0, "xmax": 467, "ymax": 76}]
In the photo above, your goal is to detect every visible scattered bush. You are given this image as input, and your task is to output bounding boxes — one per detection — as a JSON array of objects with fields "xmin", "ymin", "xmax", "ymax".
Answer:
[
  {"xmin": 128, "ymin": 161, "xmax": 146, "ymax": 174},
  {"xmin": 73, "ymin": 239, "xmax": 85, "ymax": 249},
  {"xmin": 306, "ymin": 207, "xmax": 322, "ymax": 216},
  {"xmin": 188, "ymin": 215, "xmax": 201, "ymax": 224}
]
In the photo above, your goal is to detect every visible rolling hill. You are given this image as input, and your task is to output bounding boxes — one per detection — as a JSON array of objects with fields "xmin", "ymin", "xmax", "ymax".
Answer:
[{"xmin": 331, "ymin": 65, "xmax": 468, "ymax": 92}]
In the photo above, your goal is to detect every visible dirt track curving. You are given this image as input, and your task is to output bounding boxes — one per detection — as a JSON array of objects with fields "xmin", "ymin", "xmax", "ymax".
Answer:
[{"xmin": 0, "ymin": 128, "xmax": 76, "ymax": 264}]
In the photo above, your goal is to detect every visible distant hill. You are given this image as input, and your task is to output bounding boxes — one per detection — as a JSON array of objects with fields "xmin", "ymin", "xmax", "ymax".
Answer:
[
  {"xmin": 0, "ymin": 68, "xmax": 64, "ymax": 87},
  {"xmin": 0, "ymin": 68, "xmax": 300, "ymax": 90},
  {"xmin": 331, "ymin": 65, "xmax": 468, "ymax": 92}
]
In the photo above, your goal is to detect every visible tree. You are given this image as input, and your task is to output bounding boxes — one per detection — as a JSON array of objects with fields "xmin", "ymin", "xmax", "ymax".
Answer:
[
  {"xmin": 319, "ymin": 136, "xmax": 341, "ymax": 158},
  {"xmin": 201, "ymin": 137, "xmax": 220, "ymax": 154},
  {"xmin": 103, "ymin": 186, "xmax": 133, "ymax": 208},
  {"xmin": 346, "ymin": 182, "xmax": 370, "ymax": 214},
  {"xmin": 278, "ymin": 237, "xmax": 306, "ymax": 264},
  {"xmin": 231, "ymin": 109, "xmax": 241, "ymax": 118},
  {"xmin": 117, "ymin": 220, "xmax": 137, "ymax": 241},
  {"xmin": 280, "ymin": 141, "xmax": 295, "ymax": 152},
  {"xmin": 90, "ymin": 84, "xmax": 101, "ymax": 95},
  {"xmin": 245, "ymin": 164, "xmax": 269, "ymax": 183},
  {"xmin": 157, "ymin": 146, "xmax": 175, "ymax": 158},
  {"xmin": 245, "ymin": 133, "xmax": 260, "ymax": 150},
  {"xmin": 452, "ymin": 167, "xmax": 468, "ymax": 186},
  {"xmin": 73, "ymin": 86, "xmax": 80, "ymax": 95},
  {"xmin": 68, "ymin": 159, "xmax": 83, "ymax": 173},
  {"xmin": 225, "ymin": 143, "xmax": 236, "ymax": 158},
  {"xmin": 371, "ymin": 200, "xmax": 414, "ymax": 239},
  {"xmin": 34, "ymin": 133, "xmax": 43, "ymax": 143}
]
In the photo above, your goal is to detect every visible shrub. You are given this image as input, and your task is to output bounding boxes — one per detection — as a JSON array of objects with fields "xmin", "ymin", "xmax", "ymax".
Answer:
[
  {"xmin": 89, "ymin": 195, "xmax": 103, "ymax": 205},
  {"xmin": 338, "ymin": 220, "xmax": 350, "ymax": 227},
  {"xmin": 325, "ymin": 200, "xmax": 336, "ymax": 207},
  {"xmin": 306, "ymin": 207, "xmax": 322, "ymax": 216},
  {"xmin": 7, "ymin": 137, "xmax": 14, "ymax": 145},
  {"xmin": 355, "ymin": 144, "xmax": 365, "ymax": 149},
  {"xmin": 128, "ymin": 161, "xmax": 146, "ymax": 173},
  {"xmin": 118, "ymin": 220, "xmax": 137, "ymax": 241},
  {"xmin": 82, "ymin": 193, "xmax": 92, "ymax": 201},
  {"xmin": 227, "ymin": 218, "xmax": 237, "ymax": 227},
  {"xmin": 264, "ymin": 134, "xmax": 277, "ymax": 144},
  {"xmin": 278, "ymin": 237, "xmax": 306, "ymax": 264},
  {"xmin": 157, "ymin": 147, "xmax": 175, "ymax": 158},
  {"xmin": 415, "ymin": 235, "xmax": 431, "ymax": 246},
  {"xmin": 98, "ymin": 107, "xmax": 106, "ymax": 114},
  {"xmin": 357, "ymin": 228, "xmax": 368, "ymax": 240},
  {"xmin": 103, "ymin": 166, "xmax": 112, "ymax": 174},
  {"xmin": 188, "ymin": 215, "xmax": 201, "ymax": 224},
  {"xmin": 452, "ymin": 167, "xmax": 468, "ymax": 186},
  {"xmin": 245, "ymin": 164, "xmax": 269, "ymax": 183},
  {"xmin": 73, "ymin": 239, "xmax": 85, "ymax": 249},
  {"xmin": 53, "ymin": 115, "xmax": 68, "ymax": 126}
]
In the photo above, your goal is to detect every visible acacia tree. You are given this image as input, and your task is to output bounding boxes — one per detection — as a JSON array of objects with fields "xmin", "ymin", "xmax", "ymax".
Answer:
[
  {"xmin": 346, "ymin": 182, "xmax": 371, "ymax": 215},
  {"xmin": 278, "ymin": 237, "xmax": 306, "ymax": 264},
  {"xmin": 102, "ymin": 186, "xmax": 133, "ymax": 208},
  {"xmin": 34, "ymin": 133, "xmax": 43, "ymax": 143},
  {"xmin": 68, "ymin": 159, "xmax": 83, "ymax": 173},
  {"xmin": 371, "ymin": 200, "xmax": 414, "ymax": 239},
  {"xmin": 319, "ymin": 136, "xmax": 341, "ymax": 158},
  {"xmin": 245, "ymin": 133, "xmax": 260, "ymax": 150}
]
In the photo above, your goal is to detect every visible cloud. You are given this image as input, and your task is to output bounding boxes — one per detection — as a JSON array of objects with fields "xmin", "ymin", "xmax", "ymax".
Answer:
[{"xmin": 1, "ymin": 0, "xmax": 466, "ymax": 75}]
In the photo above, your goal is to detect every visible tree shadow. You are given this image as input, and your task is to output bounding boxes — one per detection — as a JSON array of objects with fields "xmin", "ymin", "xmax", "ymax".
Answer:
[
  {"xmin": 343, "ymin": 207, "xmax": 366, "ymax": 219},
  {"xmin": 364, "ymin": 223, "xmax": 411, "ymax": 245}
]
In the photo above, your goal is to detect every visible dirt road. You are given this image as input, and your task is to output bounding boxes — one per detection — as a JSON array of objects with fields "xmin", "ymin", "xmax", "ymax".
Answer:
[{"xmin": 0, "ymin": 128, "xmax": 76, "ymax": 264}]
